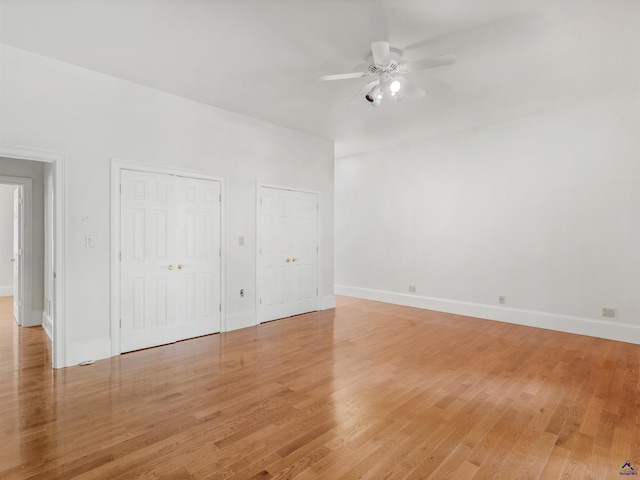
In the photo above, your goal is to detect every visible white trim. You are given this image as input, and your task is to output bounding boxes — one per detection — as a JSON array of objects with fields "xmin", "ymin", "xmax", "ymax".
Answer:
[
  {"xmin": 0, "ymin": 178, "xmax": 31, "ymax": 327},
  {"xmin": 110, "ymin": 158, "xmax": 227, "ymax": 356},
  {"xmin": 257, "ymin": 180, "xmax": 319, "ymax": 196},
  {"xmin": 26, "ymin": 309, "xmax": 43, "ymax": 328},
  {"xmin": 0, "ymin": 144, "xmax": 64, "ymax": 164},
  {"xmin": 0, "ymin": 286, "xmax": 13, "ymax": 297},
  {"xmin": 335, "ymin": 285, "xmax": 640, "ymax": 345},
  {"xmin": 0, "ymin": 144, "xmax": 66, "ymax": 368},
  {"xmin": 320, "ymin": 295, "xmax": 336, "ymax": 310},
  {"xmin": 43, "ymin": 311, "xmax": 53, "ymax": 341},
  {"xmin": 255, "ymin": 181, "xmax": 321, "ymax": 326}
]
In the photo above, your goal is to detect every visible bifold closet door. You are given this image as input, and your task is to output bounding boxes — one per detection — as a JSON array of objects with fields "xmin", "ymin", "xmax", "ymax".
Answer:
[
  {"xmin": 120, "ymin": 170, "xmax": 221, "ymax": 353},
  {"xmin": 258, "ymin": 186, "xmax": 318, "ymax": 323}
]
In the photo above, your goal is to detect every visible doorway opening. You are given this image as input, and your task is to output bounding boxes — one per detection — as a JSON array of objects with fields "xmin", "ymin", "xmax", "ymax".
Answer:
[
  {"xmin": 0, "ymin": 180, "xmax": 30, "ymax": 327},
  {"xmin": 0, "ymin": 145, "xmax": 66, "ymax": 368}
]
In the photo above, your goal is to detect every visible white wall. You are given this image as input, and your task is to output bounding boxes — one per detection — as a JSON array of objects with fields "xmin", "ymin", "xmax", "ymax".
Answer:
[
  {"xmin": 0, "ymin": 158, "xmax": 45, "ymax": 322},
  {"xmin": 336, "ymin": 92, "xmax": 640, "ymax": 343},
  {"xmin": 0, "ymin": 45, "xmax": 334, "ymax": 366},
  {"xmin": 0, "ymin": 184, "xmax": 16, "ymax": 295}
]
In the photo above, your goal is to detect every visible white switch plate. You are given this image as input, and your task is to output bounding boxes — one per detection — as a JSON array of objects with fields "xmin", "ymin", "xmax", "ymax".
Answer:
[
  {"xmin": 85, "ymin": 235, "xmax": 95, "ymax": 248},
  {"xmin": 238, "ymin": 236, "xmax": 245, "ymax": 246}
]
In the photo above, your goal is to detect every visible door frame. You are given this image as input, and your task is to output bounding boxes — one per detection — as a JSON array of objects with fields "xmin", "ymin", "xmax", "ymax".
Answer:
[
  {"xmin": 255, "ymin": 181, "xmax": 320, "ymax": 325},
  {"xmin": 110, "ymin": 158, "xmax": 227, "ymax": 356},
  {"xmin": 0, "ymin": 144, "xmax": 66, "ymax": 369},
  {"xmin": 0, "ymin": 178, "xmax": 30, "ymax": 326}
]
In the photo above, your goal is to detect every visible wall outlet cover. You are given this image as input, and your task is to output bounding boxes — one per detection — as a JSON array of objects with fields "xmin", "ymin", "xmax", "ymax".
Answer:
[{"xmin": 602, "ymin": 307, "xmax": 615, "ymax": 318}]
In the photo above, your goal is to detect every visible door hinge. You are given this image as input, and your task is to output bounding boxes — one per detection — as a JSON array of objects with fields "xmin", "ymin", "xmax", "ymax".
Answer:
[
  {"xmin": 120, "ymin": 184, "xmax": 122, "ymax": 194},
  {"xmin": 120, "ymin": 318, "xmax": 122, "ymax": 328},
  {"xmin": 18, "ymin": 300, "xmax": 23, "ymax": 307},
  {"xmin": 260, "ymin": 298, "xmax": 262, "ymax": 304},
  {"xmin": 219, "ymin": 304, "xmax": 221, "ymax": 312},
  {"xmin": 219, "ymin": 193, "xmax": 221, "ymax": 202},
  {"xmin": 18, "ymin": 198, "xmax": 23, "ymax": 205},
  {"xmin": 260, "ymin": 198, "xmax": 263, "ymax": 206},
  {"xmin": 119, "ymin": 252, "xmax": 122, "ymax": 261},
  {"xmin": 219, "ymin": 248, "xmax": 221, "ymax": 257}
]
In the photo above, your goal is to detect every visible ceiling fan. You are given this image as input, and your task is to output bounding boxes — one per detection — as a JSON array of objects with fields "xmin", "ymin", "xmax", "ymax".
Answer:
[{"xmin": 319, "ymin": 41, "xmax": 456, "ymax": 107}]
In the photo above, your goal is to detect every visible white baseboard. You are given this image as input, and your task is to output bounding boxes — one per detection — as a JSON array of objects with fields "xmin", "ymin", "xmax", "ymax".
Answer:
[
  {"xmin": 0, "ymin": 286, "xmax": 13, "ymax": 297},
  {"xmin": 43, "ymin": 311, "xmax": 53, "ymax": 342},
  {"xmin": 321, "ymin": 295, "xmax": 336, "ymax": 310},
  {"xmin": 225, "ymin": 310, "xmax": 258, "ymax": 332},
  {"xmin": 22, "ymin": 309, "xmax": 43, "ymax": 327},
  {"xmin": 66, "ymin": 337, "xmax": 112, "ymax": 368},
  {"xmin": 335, "ymin": 284, "xmax": 640, "ymax": 345}
]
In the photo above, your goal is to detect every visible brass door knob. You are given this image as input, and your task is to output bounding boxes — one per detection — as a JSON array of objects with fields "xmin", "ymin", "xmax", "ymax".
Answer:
[
  {"xmin": 177, "ymin": 264, "xmax": 184, "ymax": 270},
  {"xmin": 167, "ymin": 264, "xmax": 174, "ymax": 270},
  {"xmin": 286, "ymin": 258, "xmax": 291, "ymax": 263},
  {"xmin": 292, "ymin": 257, "xmax": 297, "ymax": 262}
]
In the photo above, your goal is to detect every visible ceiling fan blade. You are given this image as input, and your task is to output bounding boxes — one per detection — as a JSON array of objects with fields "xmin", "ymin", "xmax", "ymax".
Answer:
[
  {"xmin": 401, "ymin": 54, "xmax": 456, "ymax": 73},
  {"xmin": 349, "ymin": 80, "xmax": 379, "ymax": 104},
  {"xmin": 421, "ymin": 77, "xmax": 452, "ymax": 98},
  {"xmin": 371, "ymin": 41, "xmax": 391, "ymax": 66},
  {"xmin": 319, "ymin": 71, "xmax": 371, "ymax": 81}
]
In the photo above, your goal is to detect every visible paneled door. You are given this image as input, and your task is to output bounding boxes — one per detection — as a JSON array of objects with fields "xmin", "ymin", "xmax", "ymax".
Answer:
[
  {"xmin": 258, "ymin": 186, "xmax": 318, "ymax": 323},
  {"xmin": 173, "ymin": 176, "xmax": 221, "ymax": 341},
  {"xmin": 120, "ymin": 170, "xmax": 221, "ymax": 352},
  {"xmin": 13, "ymin": 187, "xmax": 22, "ymax": 325}
]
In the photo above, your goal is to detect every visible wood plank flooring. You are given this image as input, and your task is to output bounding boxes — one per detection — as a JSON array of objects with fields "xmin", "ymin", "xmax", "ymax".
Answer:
[{"xmin": 1, "ymin": 294, "xmax": 639, "ymax": 479}]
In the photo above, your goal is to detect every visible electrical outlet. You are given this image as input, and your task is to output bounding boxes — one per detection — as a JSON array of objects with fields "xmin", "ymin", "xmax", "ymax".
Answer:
[
  {"xmin": 409, "ymin": 286, "xmax": 416, "ymax": 293},
  {"xmin": 602, "ymin": 307, "xmax": 615, "ymax": 318},
  {"xmin": 498, "ymin": 296, "xmax": 505, "ymax": 304}
]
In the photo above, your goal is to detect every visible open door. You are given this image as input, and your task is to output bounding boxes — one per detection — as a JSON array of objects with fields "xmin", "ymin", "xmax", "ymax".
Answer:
[{"xmin": 12, "ymin": 186, "xmax": 23, "ymax": 326}]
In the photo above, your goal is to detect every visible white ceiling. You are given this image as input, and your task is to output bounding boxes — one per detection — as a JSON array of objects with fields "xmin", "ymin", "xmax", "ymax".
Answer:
[{"xmin": 1, "ymin": 0, "xmax": 638, "ymax": 157}]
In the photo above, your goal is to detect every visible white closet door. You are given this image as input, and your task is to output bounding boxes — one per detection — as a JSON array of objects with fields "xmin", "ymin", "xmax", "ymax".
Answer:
[
  {"xmin": 174, "ymin": 176, "xmax": 221, "ymax": 340},
  {"xmin": 120, "ymin": 170, "xmax": 221, "ymax": 353},
  {"xmin": 258, "ymin": 186, "xmax": 318, "ymax": 323},
  {"xmin": 121, "ymin": 170, "xmax": 177, "ymax": 352},
  {"xmin": 289, "ymin": 191, "xmax": 318, "ymax": 317},
  {"xmin": 260, "ymin": 187, "xmax": 292, "ymax": 322}
]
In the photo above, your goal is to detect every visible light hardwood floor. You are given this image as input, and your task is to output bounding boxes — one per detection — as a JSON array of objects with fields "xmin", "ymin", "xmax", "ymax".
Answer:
[{"xmin": 1, "ymin": 295, "xmax": 639, "ymax": 479}]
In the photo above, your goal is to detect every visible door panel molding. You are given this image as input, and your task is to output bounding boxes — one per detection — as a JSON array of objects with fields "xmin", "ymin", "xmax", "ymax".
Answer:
[{"xmin": 111, "ymin": 159, "xmax": 226, "ymax": 356}]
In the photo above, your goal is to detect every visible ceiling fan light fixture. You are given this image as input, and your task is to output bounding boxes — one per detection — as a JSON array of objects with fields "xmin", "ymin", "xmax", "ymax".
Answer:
[
  {"xmin": 389, "ymin": 79, "xmax": 402, "ymax": 93},
  {"xmin": 319, "ymin": 40, "xmax": 455, "ymax": 107},
  {"xmin": 365, "ymin": 84, "xmax": 382, "ymax": 104}
]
